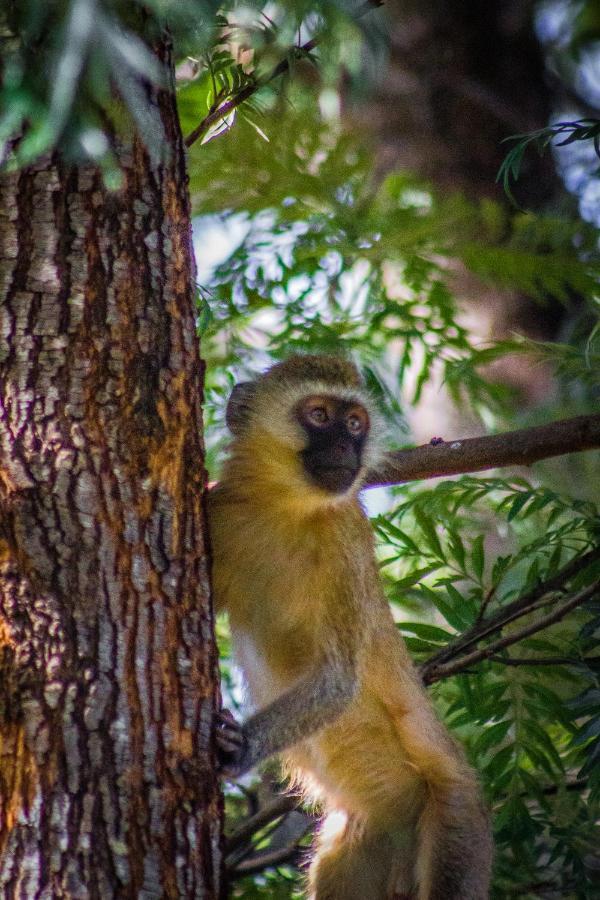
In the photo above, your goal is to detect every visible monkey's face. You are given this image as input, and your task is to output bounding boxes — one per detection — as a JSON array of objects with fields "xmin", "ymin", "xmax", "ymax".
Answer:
[{"xmin": 295, "ymin": 394, "xmax": 369, "ymax": 494}]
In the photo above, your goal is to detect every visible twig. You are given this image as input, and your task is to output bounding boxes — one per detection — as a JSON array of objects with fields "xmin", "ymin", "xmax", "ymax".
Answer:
[
  {"xmin": 475, "ymin": 583, "xmax": 497, "ymax": 625},
  {"xmin": 489, "ymin": 654, "xmax": 600, "ymax": 668},
  {"xmin": 230, "ymin": 838, "xmax": 310, "ymax": 878},
  {"xmin": 423, "ymin": 580, "xmax": 600, "ymax": 683},
  {"xmin": 225, "ymin": 794, "xmax": 300, "ymax": 852},
  {"xmin": 365, "ymin": 414, "xmax": 600, "ymax": 488},
  {"xmin": 184, "ymin": 0, "xmax": 384, "ymax": 148},
  {"xmin": 537, "ymin": 777, "xmax": 588, "ymax": 797},
  {"xmin": 422, "ymin": 546, "xmax": 600, "ymax": 674}
]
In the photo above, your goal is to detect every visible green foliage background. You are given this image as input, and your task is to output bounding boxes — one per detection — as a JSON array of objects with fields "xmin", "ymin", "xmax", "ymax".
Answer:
[
  {"xmin": 2, "ymin": 1, "xmax": 599, "ymax": 897},
  {"xmin": 176, "ymin": 11, "xmax": 600, "ymax": 898}
]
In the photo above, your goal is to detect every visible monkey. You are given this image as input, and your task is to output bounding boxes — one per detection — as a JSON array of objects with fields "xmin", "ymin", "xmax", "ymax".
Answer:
[{"xmin": 208, "ymin": 354, "xmax": 493, "ymax": 900}]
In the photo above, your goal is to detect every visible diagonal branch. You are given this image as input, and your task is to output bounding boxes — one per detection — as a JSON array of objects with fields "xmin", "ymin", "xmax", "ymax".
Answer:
[
  {"xmin": 185, "ymin": 0, "xmax": 384, "ymax": 148},
  {"xmin": 225, "ymin": 795, "xmax": 300, "ymax": 853},
  {"xmin": 365, "ymin": 413, "xmax": 600, "ymax": 488},
  {"xmin": 230, "ymin": 840, "xmax": 309, "ymax": 878},
  {"xmin": 488, "ymin": 654, "xmax": 600, "ymax": 668},
  {"xmin": 421, "ymin": 545, "xmax": 600, "ymax": 675},
  {"xmin": 422, "ymin": 580, "xmax": 600, "ymax": 684}
]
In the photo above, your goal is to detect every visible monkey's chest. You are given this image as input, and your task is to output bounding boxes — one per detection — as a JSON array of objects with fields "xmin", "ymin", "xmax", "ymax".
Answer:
[
  {"xmin": 231, "ymin": 623, "xmax": 317, "ymax": 708},
  {"xmin": 211, "ymin": 504, "xmax": 355, "ymax": 705},
  {"xmin": 226, "ymin": 561, "xmax": 326, "ymax": 707}
]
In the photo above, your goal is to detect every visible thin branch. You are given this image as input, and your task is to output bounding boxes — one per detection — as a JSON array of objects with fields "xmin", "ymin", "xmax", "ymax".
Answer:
[
  {"xmin": 475, "ymin": 583, "xmax": 498, "ymax": 626},
  {"xmin": 495, "ymin": 775, "xmax": 589, "ymax": 803},
  {"xmin": 536, "ymin": 777, "xmax": 588, "ymax": 797},
  {"xmin": 489, "ymin": 654, "xmax": 600, "ymax": 668},
  {"xmin": 229, "ymin": 837, "xmax": 310, "ymax": 879},
  {"xmin": 423, "ymin": 580, "xmax": 600, "ymax": 683},
  {"xmin": 365, "ymin": 413, "xmax": 600, "ymax": 488},
  {"xmin": 422, "ymin": 545, "xmax": 600, "ymax": 674},
  {"xmin": 184, "ymin": 0, "xmax": 384, "ymax": 148},
  {"xmin": 225, "ymin": 794, "xmax": 300, "ymax": 853}
]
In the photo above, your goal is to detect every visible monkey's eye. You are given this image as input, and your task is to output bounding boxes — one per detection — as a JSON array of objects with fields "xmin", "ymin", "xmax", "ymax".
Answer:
[
  {"xmin": 346, "ymin": 411, "xmax": 367, "ymax": 435},
  {"xmin": 307, "ymin": 406, "xmax": 329, "ymax": 426}
]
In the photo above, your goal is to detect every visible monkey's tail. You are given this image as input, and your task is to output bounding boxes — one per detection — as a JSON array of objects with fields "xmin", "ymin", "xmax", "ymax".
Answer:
[
  {"xmin": 308, "ymin": 789, "xmax": 492, "ymax": 900},
  {"xmin": 414, "ymin": 786, "xmax": 493, "ymax": 900},
  {"xmin": 308, "ymin": 810, "xmax": 417, "ymax": 900}
]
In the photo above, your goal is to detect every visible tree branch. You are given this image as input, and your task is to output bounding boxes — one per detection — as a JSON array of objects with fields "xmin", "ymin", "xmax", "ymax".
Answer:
[
  {"xmin": 184, "ymin": 0, "xmax": 384, "ymax": 148},
  {"xmin": 206, "ymin": 413, "xmax": 600, "ymax": 494},
  {"xmin": 230, "ymin": 841, "xmax": 308, "ymax": 878},
  {"xmin": 489, "ymin": 654, "xmax": 600, "ymax": 668},
  {"xmin": 533, "ymin": 778, "xmax": 588, "ymax": 798},
  {"xmin": 423, "ymin": 580, "xmax": 600, "ymax": 684},
  {"xmin": 225, "ymin": 795, "xmax": 300, "ymax": 853},
  {"xmin": 365, "ymin": 414, "xmax": 600, "ymax": 488}
]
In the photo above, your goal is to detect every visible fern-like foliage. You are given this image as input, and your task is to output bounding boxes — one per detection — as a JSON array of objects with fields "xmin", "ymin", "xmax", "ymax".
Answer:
[
  {"xmin": 377, "ymin": 477, "xmax": 600, "ymax": 898},
  {"xmin": 188, "ymin": 47, "xmax": 600, "ymax": 900},
  {"xmin": 185, "ymin": 102, "xmax": 600, "ymax": 477},
  {"xmin": 0, "ymin": 0, "xmax": 382, "ymax": 168},
  {"xmin": 498, "ymin": 118, "xmax": 600, "ymax": 203}
]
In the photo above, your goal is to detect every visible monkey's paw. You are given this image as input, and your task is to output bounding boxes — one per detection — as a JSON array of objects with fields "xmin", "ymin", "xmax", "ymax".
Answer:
[{"xmin": 215, "ymin": 708, "xmax": 250, "ymax": 778}]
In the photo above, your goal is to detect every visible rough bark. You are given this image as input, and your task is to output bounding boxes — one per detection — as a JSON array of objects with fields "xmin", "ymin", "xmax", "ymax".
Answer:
[{"xmin": 0, "ymin": 38, "xmax": 221, "ymax": 900}]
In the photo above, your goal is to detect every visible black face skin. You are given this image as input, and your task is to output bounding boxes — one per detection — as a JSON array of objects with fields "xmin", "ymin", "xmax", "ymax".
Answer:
[{"xmin": 296, "ymin": 394, "xmax": 370, "ymax": 494}]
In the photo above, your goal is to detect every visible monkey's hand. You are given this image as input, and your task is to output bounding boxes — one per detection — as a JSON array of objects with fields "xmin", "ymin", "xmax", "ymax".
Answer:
[{"xmin": 215, "ymin": 708, "xmax": 251, "ymax": 778}]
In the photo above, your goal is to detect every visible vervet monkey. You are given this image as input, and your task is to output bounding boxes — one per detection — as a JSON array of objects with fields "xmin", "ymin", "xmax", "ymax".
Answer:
[{"xmin": 208, "ymin": 354, "xmax": 492, "ymax": 900}]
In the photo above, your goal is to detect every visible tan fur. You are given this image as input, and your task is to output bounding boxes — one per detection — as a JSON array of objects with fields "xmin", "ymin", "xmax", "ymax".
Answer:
[{"xmin": 209, "ymin": 354, "xmax": 492, "ymax": 899}]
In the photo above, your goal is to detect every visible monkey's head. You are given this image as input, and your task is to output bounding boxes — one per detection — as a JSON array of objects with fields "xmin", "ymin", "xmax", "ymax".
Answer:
[{"xmin": 225, "ymin": 354, "xmax": 384, "ymax": 499}]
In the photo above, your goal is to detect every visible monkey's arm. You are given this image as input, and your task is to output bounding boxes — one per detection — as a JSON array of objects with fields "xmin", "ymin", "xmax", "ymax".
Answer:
[{"xmin": 217, "ymin": 653, "xmax": 358, "ymax": 777}]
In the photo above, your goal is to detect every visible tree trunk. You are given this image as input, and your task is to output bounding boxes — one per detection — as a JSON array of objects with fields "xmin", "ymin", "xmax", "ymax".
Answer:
[{"xmin": 0, "ymin": 37, "xmax": 222, "ymax": 899}]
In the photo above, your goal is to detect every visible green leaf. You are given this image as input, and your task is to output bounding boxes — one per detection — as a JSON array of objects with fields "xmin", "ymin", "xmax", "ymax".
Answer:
[
  {"xmin": 375, "ymin": 519, "xmax": 421, "ymax": 553},
  {"xmin": 400, "ymin": 622, "xmax": 453, "ymax": 642},
  {"xmin": 392, "ymin": 565, "xmax": 442, "ymax": 591},
  {"xmin": 507, "ymin": 492, "xmax": 531, "ymax": 521},
  {"xmin": 572, "ymin": 716, "xmax": 600, "ymax": 746},
  {"xmin": 484, "ymin": 744, "xmax": 514, "ymax": 777},
  {"xmin": 474, "ymin": 720, "xmax": 512, "ymax": 755},
  {"xmin": 403, "ymin": 637, "xmax": 437, "ymax": 653},
  {"xmin": 471, "ymin": 535, "xmax": 485, "ymax": 581},
  {"xmin": 427, "ymin": 587, "xmax": 471, "ymax": 631},
  {"xmin": 413, "ymin": 507, "xmax": 445, "ymax": 560},
  {"xmin": 447, "ymin": 528, "xmax": 466, "ymax": 570},
  {"xmin": 522, "ymin": 742, "xmax": 556, "ymax": 779},
  {"xmin": 524, "ymin": 720, "xmax": 565, "ymax": 771}
]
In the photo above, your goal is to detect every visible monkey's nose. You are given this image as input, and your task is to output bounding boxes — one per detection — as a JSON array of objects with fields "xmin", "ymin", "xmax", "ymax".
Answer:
[
  {"xmin": 332, "ymin": 441, "xmax": 356, "ymax": 466},
  {"xmin": 333, "ymin": 442, "xmax": 349, "ymax": 457}
]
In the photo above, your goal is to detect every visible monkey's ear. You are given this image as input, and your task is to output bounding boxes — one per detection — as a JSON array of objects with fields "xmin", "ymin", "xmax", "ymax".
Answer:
[{"xmin": 226, "ymin": 381, "xmax": 258, "ymax": 434}]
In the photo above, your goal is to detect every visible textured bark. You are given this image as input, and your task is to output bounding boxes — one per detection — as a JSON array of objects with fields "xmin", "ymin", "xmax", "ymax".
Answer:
[{"xmin": 0, "ymin": 39, "xmax": 221, "ymax": 900}]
